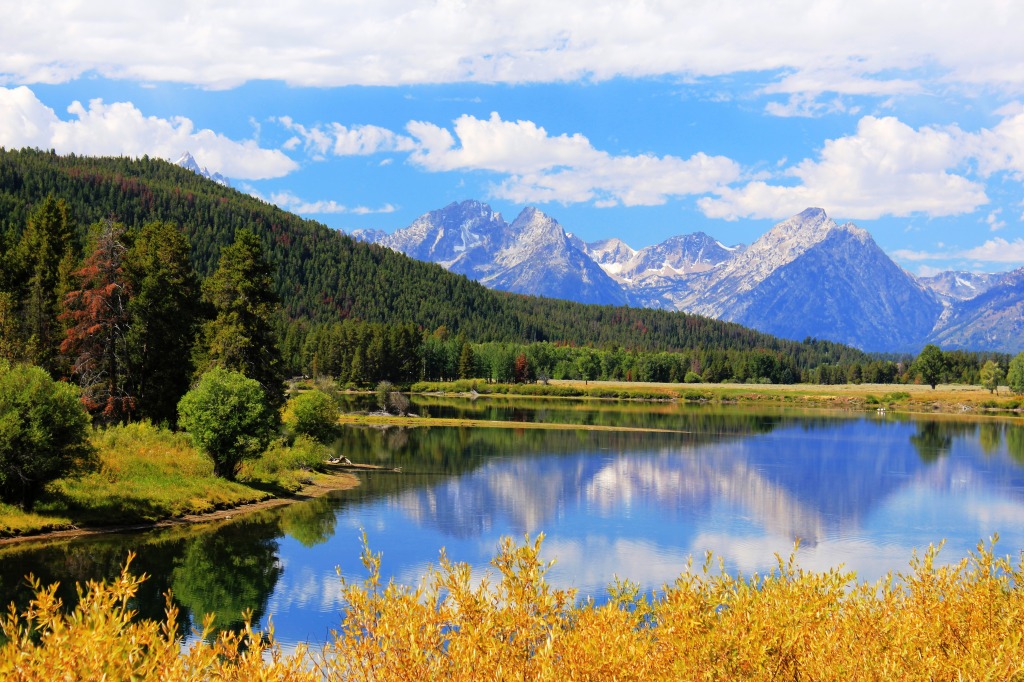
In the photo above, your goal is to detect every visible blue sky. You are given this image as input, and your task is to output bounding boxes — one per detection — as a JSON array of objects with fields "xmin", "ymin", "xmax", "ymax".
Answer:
[{"xmin": 2, "ymin": 1, "xmax": 1024, "ymax": 274}]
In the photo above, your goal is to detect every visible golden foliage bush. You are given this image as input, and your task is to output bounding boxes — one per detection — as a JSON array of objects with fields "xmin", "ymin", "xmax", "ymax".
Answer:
[
  {"xmin": 2, "ymin": 537, "xmax": 1023, "ymax": 680},
  {"xmin": 0, "ymin": 554, "xmax": 316, "ymax": 682}
]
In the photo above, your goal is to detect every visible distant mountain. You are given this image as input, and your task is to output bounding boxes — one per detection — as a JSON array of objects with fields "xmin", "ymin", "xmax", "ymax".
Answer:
[
  {"xmin": 355, "ymin": 201, "xmax": 1024, "ymax": 353},
  {"xmin": 678, "ymin": 208, "xmax": 943, "ymax": 351},
  {"xmin": 175, "ymin": 151, "xmax": 230, "ymax": 187},
  {"xmin": 928, "ymin": 268, "xmax": 1024, "ymax": 353},
  {"xmin": 918, "ymin": 271, "xmax": 1001, "ymax": 302},
  {"xmin": 372, "ymin": 201, "xmax": 627, "ymax": 305},
  {"xmin": 584, "ymin": 232, "xmax": 743, "ymax": 308}
]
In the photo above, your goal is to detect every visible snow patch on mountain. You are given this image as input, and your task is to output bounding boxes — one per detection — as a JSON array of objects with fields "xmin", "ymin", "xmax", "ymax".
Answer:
[{"xmin": 175, "ymin": 151, "xmax": 231, "ymax": 187}]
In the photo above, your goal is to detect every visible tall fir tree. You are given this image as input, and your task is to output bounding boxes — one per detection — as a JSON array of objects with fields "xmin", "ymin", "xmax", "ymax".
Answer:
[
  {"xmin": 16, "ymin": 197, "xmax": 78, "ymax": 374},
  {"xmin": 195, "ymin": 229, "xmax": 285, "ymax": 408},
  {"xmin": 124, "ymin": 221, "xmax": 201, "ymax": 425}
]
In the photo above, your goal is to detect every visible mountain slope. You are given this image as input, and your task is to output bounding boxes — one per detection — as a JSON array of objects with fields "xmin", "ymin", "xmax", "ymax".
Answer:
[
  {"xmin": 0, "ymin": 148, "xmax": 864, "ymax": 363},
  {"xmin": 373, "ymin": 201, "xmax": 626, "ymax": 305},
  {"xmin": 672, "ymin": 208, "xmax": 943, "ymax": 351},
  {"xmin": 482, "ymin": 207, "xmax": 627, "ymax": 305},
  {"xmin": 928, "ymin": 268, "xmax": 1024, "ymax": 353},
  {"xmin": 730, "ymin": 226, "xmax": 943, "ymax": 351}
]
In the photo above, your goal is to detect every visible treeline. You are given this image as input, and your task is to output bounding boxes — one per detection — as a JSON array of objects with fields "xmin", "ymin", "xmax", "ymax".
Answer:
[{"xmin": 0, "ymin": 194, "xmax": 284, "ymax": 428}]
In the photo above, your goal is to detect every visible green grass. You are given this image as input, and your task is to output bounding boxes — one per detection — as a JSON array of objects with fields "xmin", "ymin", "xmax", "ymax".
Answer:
[
  {"xmin": 1, "ymin": 422, "xmax": 335, "ymax": 538},
  {"xmin": 39, "ymin": 422, "xmax": 271, "ymax": 526},
  {"xmin": 238, "ymin": 434, "xmax": 330, "ymax": 493}
]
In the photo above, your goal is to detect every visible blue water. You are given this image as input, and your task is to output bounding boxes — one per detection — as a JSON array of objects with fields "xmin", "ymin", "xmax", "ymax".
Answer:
[{"xmin": 2, "ymin": 405, "xmax": 1023, "ymax": 648}]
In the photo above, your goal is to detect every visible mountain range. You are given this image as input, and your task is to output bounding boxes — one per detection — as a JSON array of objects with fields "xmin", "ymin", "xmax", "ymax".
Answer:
[{"xmin": 355, "ymin": 201, "xmax": 1024, "ymax": 353}]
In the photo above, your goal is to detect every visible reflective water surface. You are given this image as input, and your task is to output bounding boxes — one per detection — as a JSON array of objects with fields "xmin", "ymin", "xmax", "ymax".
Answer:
[{"xmin": 3, "ymin": 400, "xmax": 1024, "ymax": 648}]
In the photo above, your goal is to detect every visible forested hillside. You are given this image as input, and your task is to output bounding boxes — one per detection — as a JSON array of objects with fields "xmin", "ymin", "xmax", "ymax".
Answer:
[{"xmin": 0, "ymin": 148, "xmax": 862, "ymax": 363}]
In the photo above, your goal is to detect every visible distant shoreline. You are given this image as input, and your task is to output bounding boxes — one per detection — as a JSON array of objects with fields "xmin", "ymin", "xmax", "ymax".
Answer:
[{"xmin": 408, "ymin": 379, "xmax": 1023, "ymax": 417}]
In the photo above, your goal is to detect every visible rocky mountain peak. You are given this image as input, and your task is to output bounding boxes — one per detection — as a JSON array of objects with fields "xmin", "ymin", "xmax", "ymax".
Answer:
[
  {"xmin": 175, "ymin": 151, "xmax": 230, "ymax": 187},
  {"xmin": 509, "ymin": 206, "xmax": 565, "ymax": 245}
]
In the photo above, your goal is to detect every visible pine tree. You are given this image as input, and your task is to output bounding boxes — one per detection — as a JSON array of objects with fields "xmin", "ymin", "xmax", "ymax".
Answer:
[
  {"xmin": 16, "ymin": 197, "xmax": 78, "ymax": 374},
  {"xmin": 458, "ymin": 340, "xmax": 475, "ymax": 380},
  {"xmin": 195, "ymin": 229, "xmax": 285, "ymax": 408},
  {"xmin": 124, "ymin": 221, "xmax": 201, "ymax": 424}
]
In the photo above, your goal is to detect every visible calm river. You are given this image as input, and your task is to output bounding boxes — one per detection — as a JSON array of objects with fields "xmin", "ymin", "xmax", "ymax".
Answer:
[{"xmin": 2, "ymin": 398, "xmax": 1024, "ymax": 649}]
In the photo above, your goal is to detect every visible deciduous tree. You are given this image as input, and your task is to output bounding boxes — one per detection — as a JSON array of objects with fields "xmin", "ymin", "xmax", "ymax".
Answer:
[
  {"xmin": 177, "ymin": 368, "xmax": 275, "ymax": 480},
  {"xmin": 979, "ymin": 360, "xmax": 1004, "ymax": 394},
  {"xmin": 0, "ymin": 362, "xmax": 93, "ymax": 509},
  {"xmin": 284, "ymin": 389, "xmax": 338, "ymax": 443},
  {"xmin": 914, "ymin": 344, "xmax": 947, "ymax": 390},
  {"xmin": 1007, "ymin": 352, "xmax": 1024, "ymax": 395}
]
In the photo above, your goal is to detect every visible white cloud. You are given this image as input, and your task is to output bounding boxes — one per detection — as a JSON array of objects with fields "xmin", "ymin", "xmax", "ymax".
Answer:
[
  {"xmin": 407, "ymin": 113, "xmax": 601, "ymax": 174},
  {"xmin": 3, "ymin": 2, "xmax": 1024, "ymax": 98},
  {"xmin": 269, "ymin": 189, "xmax": 397, "ymax": 215},
  {"xmin": 407, "ymin": 113, "xmax": 740, "ymax": 206},
  {"xmin": 280, "ymin": 111, "xmax": 740, "ymax": 207},
  {"xmin": 891, "ymin": 248, "xmax": 947, "ymax": 262},
  {"xmin": 960, "ymin": 238, "xmax": 1024, "ymax": 263},
  {"xmin": 914, "ymin": 265, "xmax": 946, "ymax": 277},
  {"xmin": 0, "ymin": 86, "xmax": 296, "ymax": 179},
  {"xmin": 699, "ymin": 116, "xmax": 989, "ymax": 220},
  {"xmin": 893, "ymin": 237, "xmax": 1024, "ymax": 266},
  {"xmin": 278, "ymin": 117, "xmax": 416, "ymax": 158},
  {"xmin": 986, "ymin": 210, "xmax": 1006, "ymax": 231}
]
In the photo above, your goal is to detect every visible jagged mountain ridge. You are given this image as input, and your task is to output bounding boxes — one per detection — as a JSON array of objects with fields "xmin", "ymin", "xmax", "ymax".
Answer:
[
  {"xmin": 356, "ymin": 202, "xmax": 1024, "ymax": 352},
  {"xmin": 357, "ymin": 200, "xmax": 626, "ymax": 305},
  {"xmin": 927, "ymin": 268, "xmax": 1024, "ymax": 353},
  {"xmin": 726, "ymin": 224, "xmax": 944, "ymax": 351},
  {"xmin": 175, "ymin": 151, "xmax": 231, "ymax": 187}
]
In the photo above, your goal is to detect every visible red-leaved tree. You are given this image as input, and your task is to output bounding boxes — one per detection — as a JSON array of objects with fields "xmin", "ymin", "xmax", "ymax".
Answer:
[{"xmin": 61, "ymin": 220, "xmax": 135, "ymax": 423}]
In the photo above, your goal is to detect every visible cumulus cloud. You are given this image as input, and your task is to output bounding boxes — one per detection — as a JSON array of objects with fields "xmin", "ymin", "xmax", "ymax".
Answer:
[
  {"xmin": 297, "ymin": 111, "xmax": 740, "ymax": 207},
  {"xmin": 278, "ymin": 117, "xmax": 416, "ymax": 159},
  {"xmin": 893, "ymin": 237, "xmax": 1024, "ymax": 266},
  {"xmin": 960, "ymin": 238, "xmax": 1024, "ymax": 263},
  {"xmin": 0, "ymin": 86, "xmax": 296, "ymax": 179},
  {"xmin": 3, "ymin": 1, "xmax": 1024, "ymax": 98},
  {"xmin": 699, "ymin": 116, "xmax": 989, "ymax": 220},
  {"xmin": 268, "ymin": 189, "xmax": 396, "ymax": 215}
]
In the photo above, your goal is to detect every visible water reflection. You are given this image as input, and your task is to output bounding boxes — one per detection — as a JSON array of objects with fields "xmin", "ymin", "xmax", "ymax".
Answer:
[
  {"xmin": 0, "ymin": 513, "xmax": 283, "ymax": 639},
  {"xmin": 2, "ymin": 405, "xmax": 1024, "ymax": 650}
]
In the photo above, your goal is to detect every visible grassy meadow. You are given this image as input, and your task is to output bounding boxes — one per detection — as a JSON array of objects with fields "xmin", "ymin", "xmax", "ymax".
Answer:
[{"xmin": 0, "ymin": 422, "xmax": 349, "ymax": 539}]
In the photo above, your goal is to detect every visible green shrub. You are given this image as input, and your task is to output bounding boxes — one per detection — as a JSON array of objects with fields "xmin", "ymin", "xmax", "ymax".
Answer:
[
  {"xmin": 177, "ymin": 368, "xmax": 275, "ymax": 480},
  {"xmin": 242, "ymin": 435, "xmax": 329, "ymax": 492},
  {"xmin": 284, "ymin": 389, "xmax": 338, "ymax": 442},
  {"xmin": 0, "ymin": 363, "xmax": 93, "ymax": 510}
]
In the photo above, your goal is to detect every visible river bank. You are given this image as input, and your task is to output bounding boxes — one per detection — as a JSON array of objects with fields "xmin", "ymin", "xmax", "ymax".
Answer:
[
  {"xmin": 410, "ymin": 379, "xmax": 1023, "ymax": 416},
  {"xmin": 0, "ymin": 469, "xmax": 360, "ymax": 547}
]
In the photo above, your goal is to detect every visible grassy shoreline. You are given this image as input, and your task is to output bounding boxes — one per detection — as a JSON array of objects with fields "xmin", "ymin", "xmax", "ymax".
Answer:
[
  {"xmin": 0, "ymin": 422, "xmax": 359, "ymax": 543},
  {"xmin": 411, "ymin": 378, "xmax": 1024, "ymax": 416}
]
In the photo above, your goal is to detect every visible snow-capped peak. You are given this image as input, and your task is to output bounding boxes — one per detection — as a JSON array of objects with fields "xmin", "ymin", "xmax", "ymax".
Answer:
[{"xmin": 175, "ymin": 151, "xmax": 231, "ymax": 187}]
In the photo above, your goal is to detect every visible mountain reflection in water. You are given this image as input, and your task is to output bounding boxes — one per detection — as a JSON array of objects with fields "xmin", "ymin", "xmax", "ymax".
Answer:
[{"xmin": 3, "ymin": 402, "xmax": 1024, "ymax": 649}]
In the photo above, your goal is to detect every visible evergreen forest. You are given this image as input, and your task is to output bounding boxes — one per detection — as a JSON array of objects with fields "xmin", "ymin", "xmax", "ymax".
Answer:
[{"xmin": 0, "ymin": 148, "xmax": 1011, "ymax": 428}]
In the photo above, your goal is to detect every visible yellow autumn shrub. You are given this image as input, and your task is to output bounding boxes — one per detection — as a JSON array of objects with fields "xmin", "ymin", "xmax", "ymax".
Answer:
[{"xmin": 2, "ymin": 537, "xmax": 1023, "ymax": 680}]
